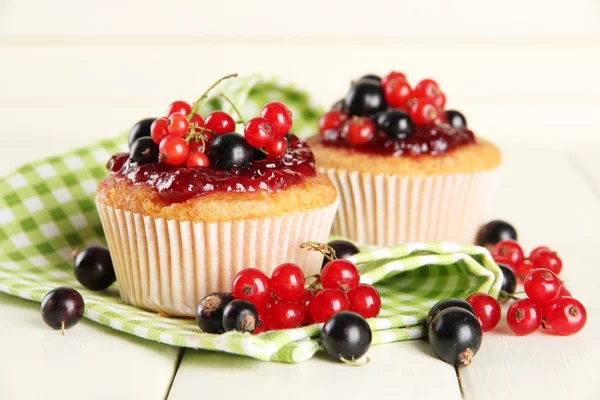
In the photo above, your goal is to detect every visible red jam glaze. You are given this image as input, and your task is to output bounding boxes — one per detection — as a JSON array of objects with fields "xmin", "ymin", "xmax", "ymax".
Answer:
[
  {"xmin": 106, "ymin": 135, "xmax": 316, "ymax": 203},
  {"xmin": 321, "ymin": 123, "xmax": 476, "ymax": 157}
]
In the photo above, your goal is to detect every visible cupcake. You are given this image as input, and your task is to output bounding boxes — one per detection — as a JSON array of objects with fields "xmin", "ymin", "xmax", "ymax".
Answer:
[
  {"xmin": 307, "ymin": 72, "xmax": 501, "ymax": 246},
  {"xmin": 96, "ymin": 79, "xmax": 338, "ymax": 316}
]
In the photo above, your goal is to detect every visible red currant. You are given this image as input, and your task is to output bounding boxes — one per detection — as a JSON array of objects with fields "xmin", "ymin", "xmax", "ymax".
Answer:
[
  {"xmin": 310, "ymin": 289, "xmax": 349, "ymax": 323},
  {"xmin": 159, "ymin": 136, "xmax": 189, "ymax": 166},
  {"xmin": 244, "ymin": 117, "xmax": 274, "ymax": 148},
  {"xmin": 494, "ymin": 255, "xmax": 517, "ymax": 271},
  {"xmin": 205, "ymin": 111, "xmax": 236, "ymax": 135},
  {"xmin": 433, "ymin": 107, "xmax": 448, "ymax": 125},
  {"xmin": 341, "ymin": 117, "xmax": 376, "ymax": 146},
  {"xmin": 544, "ymin": 297, "xmax": 587, "ymax": 335},
  {"xmin": 167, "ymin": 113, "xmax": 190, "ymax": 137},
  {"xmin": 188, "ymin": 138, "xmax": 206, "ymax": 153},
  {"xmin": 260, "ymin": 101, "xmax": 293, "ymax": 137},
  {"xmin": 231, "ymin": 268, "xmax": 271, "ymax": 307},
  {"xmin": 524, "ymin": 268, "xmax": 561, "ymax": 305},
  {"xmin": 297, "ymin": 289, "xmax": 315, "ymax": 325},
  {"xmin": 381, "ymin": 71, "xmax": 407, "ymax": 88},
  {"xmin": 491, "ymin": 240, "xmax": 525, "ymax": 266},
  {"xmin": 270, "ymin": 263, "xmax": 305, "ymax": 301},
  {"xmin": 558, "ymin": 286, "xmax": 572, "ymax": 298},
  {"xmin": 515, "ymin": 260, "xmax": 535, "ymax": 281},
  {"xmin": 266, "ymin": 136, "xmax": 288, "ymax": 159},
  {"xmin": 189, "ymin": 113, "xmax": 205, "ymax": 129},
  {"xmin": 166, "ymin": 100, "xmax": 192, "ymax": 117},
  {"xmin": 409, "ymin": 98, "xmax": 439, "ymax": 125},
  {"xmin": 185, "ymin": 152, "xmax": 210, "ymax": 169},
  {"xmin": 318, "ymin": 111, "xmax": 348, "ymax": 135},
  {"xmin": 268, "ymin": 300, "xmax": 304, "ymax": 330},
  {"xmin": 383, "ymin": 78, "xmax": 412, "ymax": 108},
  {"xmin": 414, "ymin": 79, "xmax": 446, "ymax": 108},
  {"xmin": 528, "ymin": 246, "xmax": 551, "ymax": 264},
  {"xmin": 151, "ymin": 117, "xmax": 170, "ymax": 144},
  {"xmin": 321, "ymin": 259, "xmax": 360, "ymax": 292},
  {"xmin": 347, "ymin": 284, "xmax": 381, "ymax": 319},
  {"xmin": 253, "ymin": 307, "xmax": 270, "ymax": 334},
  {"xmin": 534, "ymin": 252, "xmax": 562, "ymax": 275},
  {"xmin": 466, "ymin": 293, "xmax": 501, "ymax": 332},
  {"xmin": 507, "ymin": 298, "xmax": 541, "ymax": 336}
]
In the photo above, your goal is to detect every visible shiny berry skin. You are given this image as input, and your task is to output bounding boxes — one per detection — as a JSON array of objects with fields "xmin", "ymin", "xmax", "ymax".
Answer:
[
  {"xmin": 130, "ymin": 137, "xmax": 159, "ymax": 164},
  {"xmin": 268, "ymin": 300, "xmax": 304, "ymax": 330},
  {"xmin": 150, "ymin": 117, "xmax": 170, "ymax": 144},
  {"xmin": 266, "ymin": 136, "xmax": 288, "ymax": 159},
  {"xmin": 544, "ymin": 297, "xmax": 586, "ymax": 335},
  {"xmin": 40, "ymin": 287, "xmax": 85, "ymax": 332},
  {"xmin": 491, "ymin": 240, "xmax": 524, "ymax": 266},
  {"xmin": 205, "ymin": 111, "xmax": 236, "ymax": 135},
  {"xmin": 318, "ymin": 111, "xmax": 348, "ymax": 135},
  {"xmin": 475, "ymin": 220, "xmax": 517, "ymax": 250},
  {"xmin": 73, "ymin": 246, "xmax": 116, "ymax": 291},
  {"xmin": 196, "ymin": 292, "xmax": 235, "ymax": 334},
  {"xmin": 381, "ymin": 71, "xmax": 407, "ymax": 88},
  {"xmin": 507, "ymin": 298, "xmax": 541, "ymax": 335},
  {"xmin": 270, "ymin": 263, "xmax": 305, "ymax": 301},
  {"xmin": 428, "ymin": 307, "xmax": 482, "ymax": 366},
  {"xmin": 409, "ymin": 99, "xmax": 439, "ymax": 125},
  {"xmin": 321, "ymin": 259, "xmax": 360, "ymax": 292},
  {"xmin": 383, "ymin": 78, "xmax": 413, "ymax": 108},
  {"xmin": 425, "ymin": 298, "xmax": 476, "ymax": 330},
  {"xmin": 535, "ymin": 252, "xmax": 562, "ymax": 275},
  {"xmin": 341, "ymin": 117, "xmax": 376, "ymax": 146},
  {"xmin": 167, "ymin": 113, "xmax": 190, "ymax": 137},
  {"xmin": 466, "ymin": 293, "xmax": 501, "ymax": 332},
  {"xmin": 166, "ymin": 100, "xmax": 192, "ymax": 116},
  {"xmin": 414, "ymin": 79, "xmax": 445, "ymax": 108},
  {"xmin": 558, "ymin": 286, "xmax": 572, "ymax": 298},
  {"xmin": 347, "ymin": 284, "xmax": 381, "ymax": 319},
  {"xmin": 159, "ymin": 135, "xmax": 189, "ymax": 166},
  {"xmin": 222, "ymin": 299, "xmax": 258, "ymax": 333},
  {"xmin": 189, "ymin": 113, "xmax": 205, "ymax": 129},
  {"xmin": 375, "ymin": 110, "xmax": 414, "ymax": 139},
  {"xmin": 524, "ymin": 268, "xmax": 561, "ymax": 304},
  {"xmin": 322, "ymin": 240, "xmax": 360, "ymax": 269},
  {"xmin": 207, "ymin": 133, "xmax": 254, "ymax": 170},
  {"xmin": 499, "ymin": 264, "xmax": 517, "ymax": 294},
  {"xmin": 322, "ymin": 311, "xmax": 372, "ymax": 362},
  {"xmin": 244, "ymin": 117, "xmax": 275, "ymax": 148},
  {"xmin": 253, "ymin": 307, "xmax": 270, "ymax": 334},
  {"xmin": 515, "ymin": 260, "xmax": 535, "ymax": 282},
  {"xmin": 310, "ymin": 289, "xmax": 349, "ymax": 323},
  {"xmin": 528, "ymin": 246, "xmax": 550, "ymax": 262},
  {"xmin": 358, "ymin": 74, "xmax": 381, "ymax": 84},
  {"xmin": 260, "ymin": 101, "xmax": 293, "ymax": 137},
  {"xmin": 232, "ymin": 268, "xmax": 271, "ymax": 307},
  {"xmin": 297, "ymin": 290, "xmax": 315, "ymax": 325},
  {"xmin": 344, "ymin": 81, "xmax": 387, "ymax": 117},
  {"xmin": 185, "ymin": 152, "xmax": 210, "ymax": 168},
  {"xmin": 445, "ymin": 110, "xmax": 467, "ymax": 129},
  {"xmin": 128, "ymin": 118, "xmax": 155, "ymax": 148}
]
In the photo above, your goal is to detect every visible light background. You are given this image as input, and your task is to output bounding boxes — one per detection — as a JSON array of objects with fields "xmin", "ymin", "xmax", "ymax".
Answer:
[{"xmin": 1, "ymin": 0, "xmax": 600, "ymax": 170}]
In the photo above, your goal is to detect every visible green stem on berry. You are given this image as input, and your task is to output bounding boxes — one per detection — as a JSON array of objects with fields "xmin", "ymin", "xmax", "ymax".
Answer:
[
  {"xmin": 61, "ymin": 320, "xmax": 65, "ymax": 336},
  {"xmin": 258, "ymin": 148, "xmax": 268, "ymax": 155},
  {"xmin": 300, "ymin": 241, "xmax": 338, "ymax": 261},
  {"xmin": 306, "ymin": 274, "xmax": 321, "ymax": 291},
  {"xmin": 499, "ymin": 290, "xmax": 520, "ymax": 301},
  {"xmin": 218, "ymin": 92, "xmax": 245, "ymax": 125},
  {"xmin": 187, "ymin": 73, "xmax": 238, "ymax": 119}
]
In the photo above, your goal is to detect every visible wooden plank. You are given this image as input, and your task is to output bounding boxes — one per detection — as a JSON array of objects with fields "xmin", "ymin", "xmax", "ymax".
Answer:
[{"xmin": 0, "ymin": 292, "xmax": 181, "ymax": 400}]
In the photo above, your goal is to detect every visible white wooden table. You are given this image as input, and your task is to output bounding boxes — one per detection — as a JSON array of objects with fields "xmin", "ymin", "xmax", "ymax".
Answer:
[{"xmin": 0, "ymin": 141, "xmax": 598, "ymax": 400}]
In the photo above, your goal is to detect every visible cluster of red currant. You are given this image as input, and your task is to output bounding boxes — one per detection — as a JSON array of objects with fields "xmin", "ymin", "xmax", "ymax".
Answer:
[{"xmin": 229, "ymin": 243, "xmax": 381, "ymax": 334}]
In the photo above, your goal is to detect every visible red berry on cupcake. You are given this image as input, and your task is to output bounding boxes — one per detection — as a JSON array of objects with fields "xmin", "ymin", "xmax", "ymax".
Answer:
[
  {"xmin": 341, "ymin": 117, "xmax": 376, "ymax": 146},
  {"xmin": 383, "ymin": 78, "xmax": 413, "ymax": 108},
  {"xmin": 205, "ymin": 111, "xmax": 236, "ymax": 135},
  {"xmin": 166, "ymin": 100, "xmax": 192, "ymax": 117},
  {"xmin": 260, "ymin": 101, "xmax": 293, "ymax": 137},
  {"xmin": 414, "ymin": 79, "xmax": 446, "ymax": 108},
  {"xmin": 319, "ymin": 111, "xmax": 348, "ymax": 135},
  {"xmin": 159, "ymin": 135, "xmax": 189, "ymax": 165},
  {"xmin": 151, "ymin": 117, "xmax": 170, "ymax": 144},
  {"xmin": 244, "ymin": 117, "xmax": 275, "ymax": 148},
  {"xmin": 185, "ymin": 152, "xmax": 210, "ymax": 168},
  {"xmin": 167, "ymin": 113, "xmax": 190, "ymax": 137}
]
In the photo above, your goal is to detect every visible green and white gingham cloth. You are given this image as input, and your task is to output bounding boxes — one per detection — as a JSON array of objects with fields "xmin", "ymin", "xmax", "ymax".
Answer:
[{"xmin": 0, "ymin": 77, "xmax": 502, "ymax": 363}]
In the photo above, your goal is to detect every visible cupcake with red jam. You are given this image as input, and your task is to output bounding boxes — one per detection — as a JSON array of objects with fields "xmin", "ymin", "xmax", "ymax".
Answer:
[
  {"xmin": 96, "ymin": 75, "xmax": 338, "ymax": 316},
  {"xmin": 307, "ymin": 72, "xmax": 501, "ymax": 246}
]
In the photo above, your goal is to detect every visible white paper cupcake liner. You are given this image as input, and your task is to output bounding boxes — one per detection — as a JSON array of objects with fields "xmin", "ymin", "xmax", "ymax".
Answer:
[
  {"xmin": 323, "ymin": 167, "xmax": 500, "ymax": 247},
  {"xmin": 95, "ymin": 199, "xmax": 338, "ymax": 317}
]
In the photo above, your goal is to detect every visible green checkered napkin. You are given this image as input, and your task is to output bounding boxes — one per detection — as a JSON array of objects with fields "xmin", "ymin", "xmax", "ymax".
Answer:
[{"xmin": 0, "ymin": 76, "xmax": 502, "ymax": 363}]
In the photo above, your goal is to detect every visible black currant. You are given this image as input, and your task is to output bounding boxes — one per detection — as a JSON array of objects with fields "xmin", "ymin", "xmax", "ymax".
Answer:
[
  {"xmin": 358, "ymin": 74, "xmax": 381, "ymax": 83},
  {"xmin": 40, "ymin": 287, "xmax": 85, "ymax": 334},
  {"xmin": 428, "ymin": 307, "xmax": 482, "ymax": 366},
  {"xmin": 322, "ymin": 240, "xmax": 360, "ymax": 270},
  {"xmin": 376, "ymin": 110, "xmax": 414, "ymax": 139},
  {"xmin": 475, "ymin": 220, "xmax": 518, "ymax": 249},
  {"xmin": 128, "ymin": 118, "xmax": 156, "ymax": 149},
  {"xmin": 499, "ymin": 264, "xmax": 517, "ymax": 295},
  {"xmin": 344, "ymin": 81, "xmax": 387, "ymax": 117},
  {"xmin": 222, "ymin": 299, "xmax": 258, "ymax": 333},
  {"xmin": 322, "ymin": 311, "xmax": 372, "ymax": 362},
  {"xmin": 207, "ymin": 133, "xmax": 255, "ymax": 170},
  {"xmin": 130, "ymin": 137, "xmax": 159, "ymax": 164},
  {"xmin": 445, "ymin": 110, "xmax": 467, "ymax": 129},
  {"xmin": 73, "ymin": 246, "xmax": 116, "ymax": 291},
  {"xmin": 425, "ymin": 298, "xmax": 475, "ymax": 330},
  {"xmin": 196, "ymin": 292, "xmax": 235, "ymax": 334}
]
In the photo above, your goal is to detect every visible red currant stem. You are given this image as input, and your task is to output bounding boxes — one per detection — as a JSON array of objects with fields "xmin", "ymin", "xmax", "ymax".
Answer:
[
  {"xmin": 71, "ymin": 248, "xmax": 80, "ymax": 259},
  {"xmin": 61, "ymin": 320, "xmax": 65, "ymax": 336},
  {"xmin": 300, "ymin": 241, "xmax": 338, "ymax": 261},
  {"xmin": 339, "ymin": 356, "xmax": 370, "ymax": 367},
  {"xmin": 258, "ymin": 148, "xmax": 268, "ymax": 155},
  {"xmin": 306, "ymin": 274, "xmax": 321, "ymax": 290},
  {"xmin": 187, "ymin": 73, "xmax": 238, "ymax": 119},
  {"xmin": 218, "ymin": 92, "xmax": 245, "ymax": 125},
  {"xmin": 499, "ymin": 290, "xmax": 521, "ymax": 301}
]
